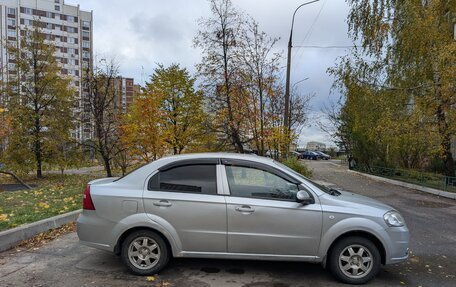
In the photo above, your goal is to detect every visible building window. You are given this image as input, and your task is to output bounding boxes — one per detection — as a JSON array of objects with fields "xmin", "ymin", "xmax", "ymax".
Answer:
[
  {"xmin": 82, "ymin": 31, "xmax": 90, "ymax": 38},
  {"xmin": 82, "ymin": 21, "xmax": 90, "ymax": 28},
  {"xmin": 7, "ymin": 19, "xmax": 16, "ymax": 26},
  {"xmin": 7, "ymin": 30, "xmax": 17, "ymax": 37},
  {"xmin": 67, "ymin": 26, "xmax": 76, "ymax": 33},
  {"xmin": 82, "ymin": 51, "xmax": 90, "ymax": 58},
  {"xmin": 8, "ymin": 63, "xmax": 16, "ymax": 70},
  {"xmin": 55, "ymin": 0, "xmax": 60, "ymax": 3},
  {"xmin": 46, "ymin": 12, "xmax": 54, "ymax": 18},
  {"xmin": 82, "ymin": 41, "xmax": 90, "ymax": 48},
  {"xmin": 55, "ymin": 5, "xmax": 60, "ymax": 11},
  {"xmin": 23, "ymin": 8, "xmax": 33, "ymax": 15},
  {"xmin": 67, "ymin": 16, "xmax": 75, "ymax": 22},
  {"xmin": 7, "ymin": 8, "xmax": 16, "ymax": 15},
  {"xmin": 68, "ymin": 37, "xmax": 76, "ymax": 44},
  {"xmin": 24, "ymin": 19, "xmax": 34, "ymax": 26}
]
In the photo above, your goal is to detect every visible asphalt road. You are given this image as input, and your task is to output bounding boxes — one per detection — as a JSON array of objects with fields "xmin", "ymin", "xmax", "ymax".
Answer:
[{"xmin": 1, "ymin": 160, "xmax": 455, "ymax": 287}]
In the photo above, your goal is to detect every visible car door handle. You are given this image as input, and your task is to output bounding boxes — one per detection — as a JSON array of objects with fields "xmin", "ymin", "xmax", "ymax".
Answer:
[
  {"xmin": 235, "ymin": 205, "xmax": 255, "ymax": 213},
  {"xmin": 153, "ymin": 200, "xmax": 172, "ymax": 207}
]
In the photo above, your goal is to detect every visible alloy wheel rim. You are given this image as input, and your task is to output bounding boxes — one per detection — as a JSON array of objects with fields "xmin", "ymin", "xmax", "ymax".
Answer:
[
  {"xmin": 128, "ymin": 237, "xmax": 160, "ymax": 270},
  {"xmin": 338, "ymin": 244, "xmax": 373, "ymax": 279}
]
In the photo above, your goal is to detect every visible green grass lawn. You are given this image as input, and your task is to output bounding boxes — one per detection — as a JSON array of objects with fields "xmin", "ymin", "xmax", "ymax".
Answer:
[{"xmin": 0, "ymin": 173, "xmax": 102, "ymax": 232}]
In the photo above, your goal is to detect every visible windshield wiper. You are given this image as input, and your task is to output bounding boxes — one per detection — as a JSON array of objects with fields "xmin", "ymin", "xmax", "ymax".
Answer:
[{"xmin": 329, "ymin": 188, "xmax": 341, "ymax": 196}]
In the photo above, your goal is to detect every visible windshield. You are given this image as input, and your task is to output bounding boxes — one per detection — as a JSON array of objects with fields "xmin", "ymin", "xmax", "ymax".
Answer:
[{"xmin": 273, "ymin": 160, "xmax": 333, "ymax": 195}]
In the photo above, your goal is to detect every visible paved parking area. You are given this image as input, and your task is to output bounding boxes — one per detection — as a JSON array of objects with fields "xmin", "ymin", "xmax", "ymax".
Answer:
[{"xmin": 0, "ymin": 160, "xmax": 455, "ymax": 286}]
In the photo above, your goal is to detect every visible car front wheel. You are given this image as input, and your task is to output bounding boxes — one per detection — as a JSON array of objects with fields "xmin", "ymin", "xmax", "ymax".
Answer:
[
  {"xmin": 328, "ymin": 236, "xmax": 381, "ymax": 284},
  {"xmin": 121, "ymin": 230, "xmax": 169, "ymax": 276}
]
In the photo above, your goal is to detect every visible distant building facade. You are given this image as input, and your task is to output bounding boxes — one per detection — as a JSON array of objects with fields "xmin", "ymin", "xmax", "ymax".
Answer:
[
  {"xmin": 306, "ymin": 141, "xmax": 326, "ymax": 151},
  {"xmin": 113, "ymin": 77, "xmax": 136, "ymax": 113},
  {"xmin": 0, "ymin": 0, "xmax": 93, "ymax": 141}
]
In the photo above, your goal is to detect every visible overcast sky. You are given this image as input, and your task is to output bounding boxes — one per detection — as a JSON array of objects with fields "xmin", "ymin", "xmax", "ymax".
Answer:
[{"xmin": 65, "ymin": 0, "xmax": 353, "ymax": 148}]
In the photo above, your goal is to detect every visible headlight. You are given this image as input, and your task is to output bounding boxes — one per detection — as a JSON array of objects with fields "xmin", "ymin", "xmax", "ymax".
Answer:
[{"xmin": 383, "ymin": 210, "xmax": 405, "ymax": 227}]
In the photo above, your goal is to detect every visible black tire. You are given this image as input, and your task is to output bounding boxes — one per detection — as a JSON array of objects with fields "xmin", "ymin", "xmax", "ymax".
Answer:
[
  {"xmin": 121, "ymin": 229, "xmax": 169, "ymax": 276},
  {"xmin": 328, "ymin": 236, "xmax": 381, "ymax": 285}
]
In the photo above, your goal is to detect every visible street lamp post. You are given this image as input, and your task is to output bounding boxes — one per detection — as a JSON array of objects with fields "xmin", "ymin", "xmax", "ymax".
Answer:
[{"xmin": 284, "ymin": 0, "xmax": 320, "ymax": 131}]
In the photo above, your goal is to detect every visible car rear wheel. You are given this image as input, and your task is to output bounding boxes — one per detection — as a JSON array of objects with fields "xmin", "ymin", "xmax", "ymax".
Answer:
[
  {"xmin": 121, "ymin": 230, "xmax": 169, "ymax": 275},
  {"xmin": 328, "ymin": 236, "xmax": 381, "ymax": 284}
]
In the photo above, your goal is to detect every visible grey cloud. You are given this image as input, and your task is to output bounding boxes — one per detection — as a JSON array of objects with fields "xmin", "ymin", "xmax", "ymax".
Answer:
[{"xmin": 130, "ymin": 14, "xmax": 184, "ymax": 45}]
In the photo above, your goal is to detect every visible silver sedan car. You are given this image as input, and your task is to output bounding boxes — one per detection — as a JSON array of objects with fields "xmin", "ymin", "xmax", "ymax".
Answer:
[{"xmin": 77, "ymin": 153, "xmax": 409, "ymax": 284}]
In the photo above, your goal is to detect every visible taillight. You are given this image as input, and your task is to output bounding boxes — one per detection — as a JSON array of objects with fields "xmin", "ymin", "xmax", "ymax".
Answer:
[{"xmin": 83, "ymin": 185, "xmax": 95, "ymax": 210}]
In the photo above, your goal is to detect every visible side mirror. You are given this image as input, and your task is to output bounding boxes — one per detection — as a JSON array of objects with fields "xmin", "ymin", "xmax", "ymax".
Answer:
[{"xmin": 296, "ymin": 190, "xmax": 314, "ymax": 205}]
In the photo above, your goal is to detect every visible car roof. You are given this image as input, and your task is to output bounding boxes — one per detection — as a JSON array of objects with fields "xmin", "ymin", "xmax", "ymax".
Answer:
[
  {"xmin": 117, "ymin": 152, "xmax": 274, "ymax": 184},
  {"xmin": 158, "ymin": 152, "xmax": 275, "ymax": 164},
  {"xmin": 112, "ymin": 152, "xmax": 325, "ymax": 196}
]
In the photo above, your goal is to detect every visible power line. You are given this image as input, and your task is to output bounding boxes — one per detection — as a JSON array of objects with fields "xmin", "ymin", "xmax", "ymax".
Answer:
[{"xmin": 294, "ymin": 0, "xmax": 328, "ymax": 60}]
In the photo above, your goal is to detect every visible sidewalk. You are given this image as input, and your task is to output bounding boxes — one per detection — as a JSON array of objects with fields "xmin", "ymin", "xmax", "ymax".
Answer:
[
  {"xmin": 0, "ymin": 210, "xmax": 81, "ymax": 252},
  {"xmin": 347, "ymin": 169, "xmax": 456, "ymax": 200}
]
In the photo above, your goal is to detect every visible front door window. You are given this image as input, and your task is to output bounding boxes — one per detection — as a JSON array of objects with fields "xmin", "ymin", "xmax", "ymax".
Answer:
[{"xmin": 225, "ymin": 165, "xmax": 299, "ymax": 200}]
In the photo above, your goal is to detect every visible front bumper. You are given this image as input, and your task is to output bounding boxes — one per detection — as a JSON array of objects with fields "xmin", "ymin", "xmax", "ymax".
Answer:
[{"xmin": 384, "ymin": 225, "xmax": 410, "ymax": 265}]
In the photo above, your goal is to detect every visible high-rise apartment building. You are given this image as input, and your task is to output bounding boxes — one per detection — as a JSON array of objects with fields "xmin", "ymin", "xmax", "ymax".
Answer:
[
  {"xmin": 0, "ymin": 0, "xmax": 93, "ymax": 141},
  {"xmin": 113, "ymin": 77, "xmax": 136, "ymax": 114}
]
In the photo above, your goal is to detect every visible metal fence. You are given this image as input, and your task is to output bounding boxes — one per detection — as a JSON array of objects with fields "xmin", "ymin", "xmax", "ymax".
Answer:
[{"xmin": 352, "ymin": 165, "xmax": 456, "ymax": 193}]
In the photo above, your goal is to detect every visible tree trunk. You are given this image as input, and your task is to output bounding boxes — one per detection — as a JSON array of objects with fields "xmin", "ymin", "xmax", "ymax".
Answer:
[
  {"xmin": 441, "ymin": 135, "xmax": 455, "ymax": 177},
  {"xmin": 34, "ymin": 118, "xmax": 43, "ymax": 179},
  {"xmin": 103, "ymin": 156, "xmax": 113, "ymax": 177},
  {"xmin": 435, "ymin": 84, "xmax": 455, "ymax": 177}
]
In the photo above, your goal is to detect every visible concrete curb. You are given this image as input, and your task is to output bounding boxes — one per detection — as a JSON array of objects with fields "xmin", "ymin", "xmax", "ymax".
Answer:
[
  {"xmin": 348, "ymin": 170, "xmax": 456, "ymax": 200},
  {"xmin": 0, "ymin": 209, "xmax": 81, "ymax": 252}
]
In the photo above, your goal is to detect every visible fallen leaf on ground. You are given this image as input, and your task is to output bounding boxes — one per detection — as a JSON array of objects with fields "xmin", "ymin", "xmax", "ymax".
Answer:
[
  {"xmin": 15, "ymin": 222, "xmax": 76, "ymax": 250},
  {"xmin": 0, "ymin": 214, "xmax": 8, "ymax": 221}
]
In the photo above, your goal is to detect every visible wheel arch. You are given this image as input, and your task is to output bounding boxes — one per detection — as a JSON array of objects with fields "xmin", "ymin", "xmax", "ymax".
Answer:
[
  {"xmin": 323, "ymin": 230, "xmax": 386, "ymax": 267},
  {"xmin": 114, "ymin": 226, "xmax": 172, "ymax": 256}
]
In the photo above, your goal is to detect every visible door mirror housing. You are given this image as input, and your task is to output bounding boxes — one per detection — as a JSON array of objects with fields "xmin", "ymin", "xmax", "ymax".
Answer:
[{"xmin": 296, "ymin": 190, "xmax": 314, "ymax": 205}]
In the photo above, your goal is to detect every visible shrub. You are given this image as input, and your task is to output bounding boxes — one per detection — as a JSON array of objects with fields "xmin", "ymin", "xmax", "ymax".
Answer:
[{"xmin": 282, "ymin": 157, "xmax": 312, "ymax": 178}]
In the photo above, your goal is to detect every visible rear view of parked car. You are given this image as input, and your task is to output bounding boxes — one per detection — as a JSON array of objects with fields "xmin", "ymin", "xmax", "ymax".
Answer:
[{"xmin": 77, "ymin": 153, "xmax": 409, "ymax": 284}]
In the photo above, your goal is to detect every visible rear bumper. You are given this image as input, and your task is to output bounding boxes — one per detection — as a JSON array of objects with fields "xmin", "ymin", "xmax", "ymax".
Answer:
[{"xmin": 76, "ymin": 210, "xmax": 116, "ymax": 252}]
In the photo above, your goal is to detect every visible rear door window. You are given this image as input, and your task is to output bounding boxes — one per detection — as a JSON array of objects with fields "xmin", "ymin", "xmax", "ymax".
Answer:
[{"xmin": 148, "ymin": 165, "xmax": 217, "ymax": 195}]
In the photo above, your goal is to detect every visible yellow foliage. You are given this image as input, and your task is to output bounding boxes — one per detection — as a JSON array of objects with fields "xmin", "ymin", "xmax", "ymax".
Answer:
[
  {"xmin": 37, "ymin": 202, "xmax": 50, "ymax": 209},
  {"xmin": 0, "ymin": 214, "xmax": 8, "ymax": 222}
]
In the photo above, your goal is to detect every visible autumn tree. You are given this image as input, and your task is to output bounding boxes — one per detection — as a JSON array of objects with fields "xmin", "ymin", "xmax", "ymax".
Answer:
[
  {"xmin": 83, "ymin": 59, "xmax": 122, "ymax": 177},
  {"xmin": 120, "ymin": 90, "xmax": 165, "ymax": 163},
  {"xmin": 332, "ymin": 0, "xmax": 455, "ymax": 175},
  {"xmin": 194, "ymin": 0, "xmax": 248, "ymax": 152},
  {"xmin": 0, "ymin": 106, "xmax": 10, "ymax": 147},
  {"xmin": 2, "ymin": 25, "xmax": 74, "ymax": 178},
  {"xmin": 145, "ymin": 64, "xmax": 207, "ymax": 154},
  {"xmin": 239, "ymin": 17, "xmax": 281, "ymax": 156}
]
